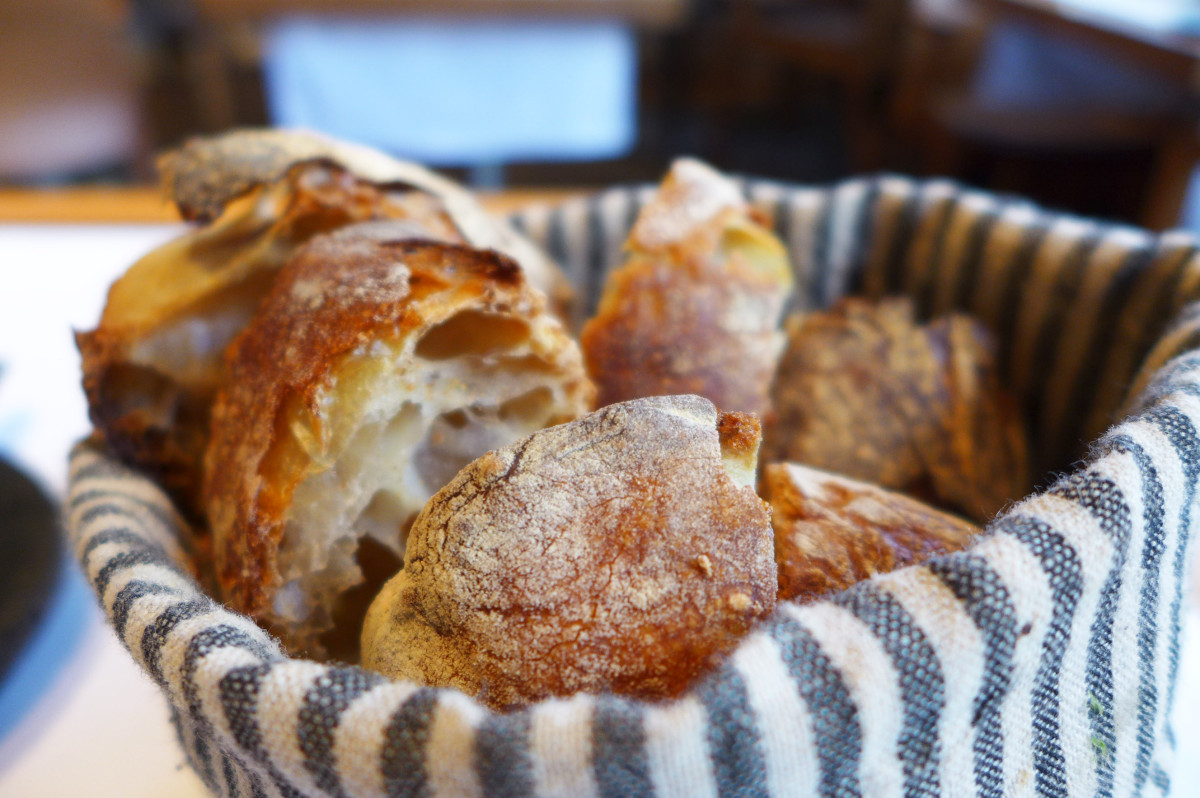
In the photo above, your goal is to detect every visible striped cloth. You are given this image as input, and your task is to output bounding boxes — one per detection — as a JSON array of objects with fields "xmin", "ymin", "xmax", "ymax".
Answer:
[{"xmin": 67, "ymin": 176, "xmax": 1200, "ymax": 797}]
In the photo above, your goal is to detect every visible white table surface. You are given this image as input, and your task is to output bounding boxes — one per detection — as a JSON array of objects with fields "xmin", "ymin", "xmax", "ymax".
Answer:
[
  {"xmin": 0, "ymin": 223, "xmax": 1196, "ymax": 796},
  {"xmin": 0, "ymin": 224, "xmax": 207, "ymax": 797}
]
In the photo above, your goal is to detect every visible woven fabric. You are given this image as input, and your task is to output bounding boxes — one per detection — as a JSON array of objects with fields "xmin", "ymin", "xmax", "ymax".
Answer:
[{"xmin": 67, "ymin": 177, "xmax": 1199, "ymax": 797}]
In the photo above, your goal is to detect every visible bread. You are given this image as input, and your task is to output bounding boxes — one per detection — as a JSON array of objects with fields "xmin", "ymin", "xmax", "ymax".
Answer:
[
  {"xmin": 77, "ymin": 129, "xmax": 568, "ymax": 514},
  {"xmin": 361, "ymin": 395, "xmax": 776, "ymax": 709},
  {"xmin": 159, "ymin": 129, "xmax": 570, "ymax": 307},
  {"xmin": 204, "ymin": 221, "xmax": 592, "ymax": 659},
  {"xmin": 580, "ymin": 159, "xmax": 792, "ymax": 416},
  {"xmin": 763, "ymin": 297, "xmax": 1031, "ymax": 522},
  {"xmin": 764, "ymin": 462, "xmax": 979, "ymax": 602}
]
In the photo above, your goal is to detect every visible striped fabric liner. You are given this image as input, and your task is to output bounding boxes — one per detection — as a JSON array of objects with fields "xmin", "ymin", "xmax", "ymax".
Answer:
[{"xmin": 67, "ymin": 177, "xmax": 1200, "ymax": 797}]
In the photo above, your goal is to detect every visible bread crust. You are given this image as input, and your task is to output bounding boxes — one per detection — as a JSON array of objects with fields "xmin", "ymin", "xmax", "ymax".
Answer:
[
  {"xmin": 581, "ymin": 159, "xmax": 792, "ymax": 415},
  {"xmin": 361, "ymin": 395, "xmax": 777, "ymax": 709},
  {"xmin": 78, "ymin": 163, "xmax": 454, "ymax": 513},
  {"xmin": 764, "ymin": 297, "xmax": 1031, "ymax": 521},
  {"xmin": 205, "ymin": 222, "xmax": 591, "ymax": 655},
  {"xmin": 764, "ymin": 462, "xmax": 979, "ymax": 602},
  {"xmin": 159, "ymin": 128, "xmax": 571, "ymax": 309},
  {"xmin": 80, "ymin": 129, "xmax": 571, "ymax": 515}
]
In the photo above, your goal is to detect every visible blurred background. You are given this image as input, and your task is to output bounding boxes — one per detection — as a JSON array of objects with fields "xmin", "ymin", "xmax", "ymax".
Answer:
[{"xmin": 5, "ymin": 0, "xmax": 1200, "ymax": 229}]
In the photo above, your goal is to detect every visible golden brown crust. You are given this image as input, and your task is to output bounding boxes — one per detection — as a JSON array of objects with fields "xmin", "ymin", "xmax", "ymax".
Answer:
[
  {"xmin": 763, "ymin": 462, "xmax": 979, "ymax": 602},
  {"xmin": 161, "ymin": 128, "xmax": 467, "ymax": 226},
  {"xmin": 717, "ymin": 410, "xmax": 761, "ymax": 461},
  {"xmin": 75, "ymin": 337, "xmax": 216, "ymax": 509},
  {"xmin": 204, "ymin": 221, "xmax": 592, "ymax": 656},
  {"xmin": 78, "ymin": 163, "xmax": 461, "ymax": 515},
  {"xmin": 208, "ymin": 228, "xmax": 527, "ymax": 615},
  {"xmin": 361, "ymin": 395, "xmax": 777, "ymax": 709},
  {"xmin": 763, "ymin": 297, "xmax": 1031, "ymax": 522},
  {"xmin": 926, "ymin": 315, "xmax": 1033, "ymax": 522},
  {"xmin": 582, "ymin": 251, "xmax": 787, "ymax": 415},
  {"xmin": 716, "ymin": 410, "xmax": 762, "ymax": 489},
  {"xmin": 159, "ymin": 128, "xmax": 573, "ymax": 314},
  {"xmin": 581, "ymin": 159, "xmax": 792, "ymax": 416}
]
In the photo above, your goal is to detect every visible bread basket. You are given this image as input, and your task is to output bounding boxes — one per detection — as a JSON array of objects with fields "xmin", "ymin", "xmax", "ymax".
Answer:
[{"xmin": 67, "ymin": 175, "xmax": 1198, "ymax": 797}]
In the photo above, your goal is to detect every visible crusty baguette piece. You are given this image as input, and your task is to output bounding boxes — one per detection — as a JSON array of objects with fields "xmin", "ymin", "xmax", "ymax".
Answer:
[
  {"xmin": 78, "ymin": 129, "xmax": 569, "ymax": 515},
  {"xmin": 763, "ymin": 462, "xmax": 979, "ymax": 602},
  {"xmin": 158, "ymin": 128, "xmax": 569, "ymax": 305},
  {"xmin": 362, "ymin": 395, "xmax": 776, "ymax": 709},
  {"xmin": 204, "ymin": 221, "xmax": 592, "ymax": 659},
  {"xmin": 581, "ymin": 159, "xmax": 792, "ymax": 416},
  {"xmin": 764, "ymin": 297, "xmax": 1031, "ymax": 522}
]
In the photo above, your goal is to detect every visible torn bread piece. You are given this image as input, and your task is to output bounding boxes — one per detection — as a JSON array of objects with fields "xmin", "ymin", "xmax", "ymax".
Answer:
[
  {"xmin": 581, "ymin": 159, "xmax": 792, "ymax": 416},
  {"xmin": 763, "ymin": 462, "xmax": 979, "ymax": 602},
  {"xmin": 362, "ymin": 395, "xmax": 776, "ymax": 710},
  {"xmin": 763, "ymin": 296, "xmax": 1031, "ymax": 522},
  {"xmin": 204, "ymin": 221, "xmax": 592, "ymax": 659},
  {"xmin": 78, "ymin": 129, "xmax": 568, "ymax": 515},
  {"xmin": 158, "ymin": 128, "xmax": 569, "ymax": 305}
]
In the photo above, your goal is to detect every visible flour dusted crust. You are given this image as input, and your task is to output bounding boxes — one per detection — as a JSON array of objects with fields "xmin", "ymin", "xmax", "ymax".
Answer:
[
  {"xmin": 361, "ymin": 395, "xmax": 776, "ymax": 709},
  {"xmin": 764, "ymin": 297, "xmax": 1031, "ymax": 522},
  {"xmin": 79, "ymin": 129, "xmax": 569, "ymax": 515},
  {"xmin": 204, "ymin": 222, "xmax": 592, "ymax": 658},
  {"xmin": 581, "ymin": 159, "xmax": 793, "ymax": 416},
  {"xmin": 764, "ymin": 463, "xmax": 979, "ymax": 602}
]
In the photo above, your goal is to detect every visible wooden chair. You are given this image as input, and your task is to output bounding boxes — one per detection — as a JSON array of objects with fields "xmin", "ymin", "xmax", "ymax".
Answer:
[
  {"xmin": 893, "ymin": 3, "xmax": 1200, "ymax": 230},
  {"xmin": 731, "ymin": 0, "xmax": 915, "ymax": 170}
]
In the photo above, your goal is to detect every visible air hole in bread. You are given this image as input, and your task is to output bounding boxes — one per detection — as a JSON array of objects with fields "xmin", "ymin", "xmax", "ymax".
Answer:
[
  {"xmin": 355, "ymin": 489, "xmax": 410, "ymax": 546},
  {"xmin": 499, "ymin": 386, "xmax": 555, "ymax": 422},
  {"xmin": 318, "ymin": 535, "xmax": 404, "ymax": 661},
  {"xmin": 127, "ymin": 269, "xmax": 280, "ymax": 388},
  {"xmin": 270, "ymin": 327, "xmax": 585, "ymax": 658},
  {"xmin": 415, "ymin": 310, "xmax": 530, "ymax": 360},
  {"xmin": 413, "ymin": 387, "xmax": 557, "ymax": 496}
]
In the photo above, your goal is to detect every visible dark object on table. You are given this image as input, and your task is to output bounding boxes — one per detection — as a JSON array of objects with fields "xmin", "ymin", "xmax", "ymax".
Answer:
[{"xmin": 0, "ymin": 458, "xmax": 60, "ymax": 681}]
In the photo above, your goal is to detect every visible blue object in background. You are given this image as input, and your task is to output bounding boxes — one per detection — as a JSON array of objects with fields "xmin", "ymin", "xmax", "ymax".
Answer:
[
  {"xmin": 0, "ymin": 558, "xmax": 91, "ymax": 748},
  {"xmin": 0, "ymin": 458, "xmax": 88, "ymax": 748},
  {"xmin": 971, "ymin": 21, "xmax": 1189, "ymax": 114},
  {"xmin": 264, "ymin": 17, "xmax": 637, "ymax": 168}
]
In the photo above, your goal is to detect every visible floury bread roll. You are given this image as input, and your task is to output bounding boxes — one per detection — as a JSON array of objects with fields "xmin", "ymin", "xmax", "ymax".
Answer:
[
  {"xmin": 764, "ymin": 297, "xmax": 1031, "ymax": 522},
  {"xmin": 581, "ymin": 159, "xmax": 792, "ymax": 416},
  {"xmin": 204, "ymin": 221, "xmax": 592, "ymax": 659},
  {"xmin": 362, "ymin": 395, "xmax": 777, "ymax": 709},
  {"xmin": 77, "ymin": 129, "xmax": 569, "ymax": 514},
  {"xmin": 763, "ymin": 463, "xmax": 979, "ymax": 602}
]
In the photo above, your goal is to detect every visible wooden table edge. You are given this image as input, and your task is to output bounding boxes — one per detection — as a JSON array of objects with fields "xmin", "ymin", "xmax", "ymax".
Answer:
[{"xmin": 0, "ymin": 187, "xmax": 591, "ymax": 224}]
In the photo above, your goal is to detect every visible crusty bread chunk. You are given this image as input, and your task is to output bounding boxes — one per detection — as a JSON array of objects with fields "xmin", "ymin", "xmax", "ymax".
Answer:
[
  {"xmin": 159, "ymin": 129, "xmax": 570, "ymax": 306},
  {"xmin": 764, "ymin": 297, "xmax": 1031, "ymax": 522},
  {"xmin": 204, "ymin": 221, "xmax": 592, "ymax": 659},
  {"xmin": 78, "ymin": 129, "xmax": 568, "ymax": 514},
  {"xmin": 362, "ymin": 395, "xmax": 776, "ymax": 709},
  {"xmin": 581, "ymin": 159, "xmax": 792, "ymax": 416},
  {"xmin": 764, "ymin": 462, "xmax": 979, "ymax": 602}
]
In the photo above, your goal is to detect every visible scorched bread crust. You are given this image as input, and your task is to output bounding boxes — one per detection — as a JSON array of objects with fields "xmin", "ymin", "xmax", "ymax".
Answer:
[
  {"xmin": 361, "ymin": 395, "xmax": 777, "ymax": 709},
  {"xmin": 204, "ymin": 222, "xmax": 592, "ymax": 658}
]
